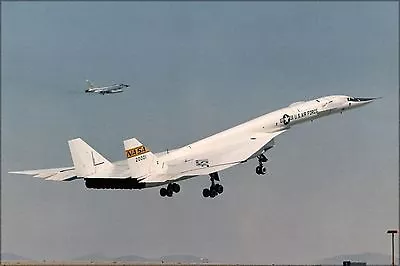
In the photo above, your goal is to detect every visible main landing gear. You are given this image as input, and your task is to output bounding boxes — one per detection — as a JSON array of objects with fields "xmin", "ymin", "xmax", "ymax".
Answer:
[
  {"xmin": 203, "ymin": 172, "xmax": 224, "ymax": 198},
  {"xmin": 256, "ymin": 154, "xmax": 268, "ymax": 175},
  {"xmin": 160, "ymin": 183, "xmax": 180, "ymax": 197}
]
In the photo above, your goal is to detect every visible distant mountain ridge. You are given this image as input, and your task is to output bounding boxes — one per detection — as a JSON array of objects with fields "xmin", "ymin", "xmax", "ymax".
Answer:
[
  {"xmin": 73, "ymin": 253, "xmax": 208, "ymax": 263},
  {"xmin": 72, "ymin": 252, "xmax": 109, "ymax": 261},
  {"xmin": 317, "ymin": 252, "xmax": 393, "ymax": 265},
  {"xmin": 112, "ymin": 254, "xmax": 148, "ymax": 262},
  {"xmin": 1, "ymin": 252, "xmax": 207, "ymax": 263},
  {"xmin": 159, "ymin": 254, "xmax": 209, "ymax": 263},
  {"xmin": 1, "ymin": 252, "xmax": 32, "ymax": 261},
  {"xmin": 4, "ymin": 251, "xmax": 390, "ymax": 264}
]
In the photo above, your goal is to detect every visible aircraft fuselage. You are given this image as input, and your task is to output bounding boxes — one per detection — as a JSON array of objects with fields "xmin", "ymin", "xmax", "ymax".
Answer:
[
  {"xmin": 10, "ymin": 94, "xmax": 377, "ymax": 198},
  {"xmin": 146, "ymin": 95, "xmax": 376, "ymax": 187}
]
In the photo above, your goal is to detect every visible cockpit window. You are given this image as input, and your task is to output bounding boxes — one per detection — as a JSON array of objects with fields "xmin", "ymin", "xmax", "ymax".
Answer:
[
  {"xmin": 347, "ymin": 97, "xmax": 375, "ymax": 102},
  {"xmin": 347, "ymin": 97, "xmax": 361, "ymax": 102}
]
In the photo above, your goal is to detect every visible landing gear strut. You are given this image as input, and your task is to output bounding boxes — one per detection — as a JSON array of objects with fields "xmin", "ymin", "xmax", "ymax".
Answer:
[
  {"xmin": 160, "ymin": 183, "xmax": 180, "ymax": 197},
  {"xmin": 256, "ymin": 154, "xmax": 268, "ymax": 175},
  {"xmin": 203, "ymin": 172, "xmax": 224, "ymax": 198}
]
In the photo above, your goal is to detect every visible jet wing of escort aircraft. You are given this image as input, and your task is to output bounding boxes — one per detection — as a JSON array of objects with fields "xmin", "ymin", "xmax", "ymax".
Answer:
[
  {"xmin": 85, "ymin": 80, "xmax": 129, "ymax": 95},
  {"xmin": 10, "ymin": 95, "xmax": 378, "ymax": 198}
]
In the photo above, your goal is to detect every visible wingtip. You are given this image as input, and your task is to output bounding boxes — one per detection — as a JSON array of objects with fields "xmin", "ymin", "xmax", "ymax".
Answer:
[
  {"xmin": 9, "ymin": 171, "xmax": 29, "ymax": 175},
  {"xmin": 68, "ymin": 137, "xmax": 83, "ymax": 143}
]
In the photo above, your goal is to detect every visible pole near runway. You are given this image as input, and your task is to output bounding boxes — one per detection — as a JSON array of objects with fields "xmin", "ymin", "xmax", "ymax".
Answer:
[{"xmin": 387, "ymin": 229, "xmax": 397, "ymax": 266}]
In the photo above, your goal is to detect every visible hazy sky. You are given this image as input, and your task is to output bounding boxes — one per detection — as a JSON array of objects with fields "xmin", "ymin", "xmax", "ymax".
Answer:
[{"xmin": 1, "ymin": 2, "xmax": 398, "ymax": 264}]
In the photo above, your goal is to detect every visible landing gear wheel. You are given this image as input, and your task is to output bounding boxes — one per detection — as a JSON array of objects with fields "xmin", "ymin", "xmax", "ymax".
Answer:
[
  {"xmin": 172, "ymin": 183, "xmax": 180, "ymax": 193},
  {"xmin": 203, "ymin": 172, "xmax": 224, "ymax": 198},
  {"xmin": 261, "ymin": 167, "xmax": 266, "ymax": 175},
  {"xmin": 209, "ymin": 189, "xmax": 217, "ymax": 198},
  {"xmin": 256, "ymin": 166, "xmax": 267, "ymax": 175},
  {"xmin": 166, "ymin": 189, "xmax": 173, "ymax": 197},
  {"xmin": 160, "ymin": 187, "xmax": 167, "ymax": 197},
  {"xmin": 203, "ymin": 188, "xmax": 210, "ymax": 197},
  {"xmin": 216, "ymin": 184, "xmax": 224, "ymax": 194},
  {"xmin": 256, "ymin": 166, "xmax": 262, "ymax": 175}
]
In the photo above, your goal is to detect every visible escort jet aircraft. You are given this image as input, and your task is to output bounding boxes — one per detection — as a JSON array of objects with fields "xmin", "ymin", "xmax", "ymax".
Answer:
[
  {"xmin": 85, "ymin": 80, "xmax": 129, "ymax": 94},
  {"xmin": 10, "ymin": 95, "xmax": 378, "ymax": 198}
]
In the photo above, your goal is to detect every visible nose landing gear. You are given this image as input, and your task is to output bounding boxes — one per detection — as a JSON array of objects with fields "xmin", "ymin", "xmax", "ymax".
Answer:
[
  {"xmin": 202, "ymin": 172, "xmax": 224, "ymax": 198},
  {"xmin": 256, "ymin": 154, "xmax": 268, "ymax": 175}
]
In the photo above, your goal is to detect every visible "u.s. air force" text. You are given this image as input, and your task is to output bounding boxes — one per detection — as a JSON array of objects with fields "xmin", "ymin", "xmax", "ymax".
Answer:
[{"xmin": 280, "ymin": 108, "xmax": 318, "ymax": 124}]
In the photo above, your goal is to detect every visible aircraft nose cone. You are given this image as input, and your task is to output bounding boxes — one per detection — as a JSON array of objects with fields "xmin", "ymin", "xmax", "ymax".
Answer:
[
  {"xmin": 357, "ymin": 97, "xmax": 381, "ymax": 105},
  {"xmin": 350, "ymin": 97, "xmax": 381, "ymax": 102},
  {"xmin": 356, "ymin": 97, "xmax": 380, "ymax": 102},
  {"xmin": 347, "ymin": 96, "xmax": 380, "ymax": 109}
]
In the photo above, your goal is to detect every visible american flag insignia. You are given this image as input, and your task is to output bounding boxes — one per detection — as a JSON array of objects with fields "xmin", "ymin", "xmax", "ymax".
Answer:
[{"xmin": 195, "ymin": 159, "xmax": 209, "ymax": 167}]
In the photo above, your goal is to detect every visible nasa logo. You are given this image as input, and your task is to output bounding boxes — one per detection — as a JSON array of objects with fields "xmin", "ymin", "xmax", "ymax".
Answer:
[{"xmin": 125, "ymin": 145, "xmax": 149, "ymax": 158}]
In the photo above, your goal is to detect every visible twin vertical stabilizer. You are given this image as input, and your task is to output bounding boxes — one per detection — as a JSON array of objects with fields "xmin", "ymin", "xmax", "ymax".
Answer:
[
  {"xmin": 68, "ymin": 138, "xmax": 113, "ymax": 176},
  {"xmin": 123, "ymin": 138, "xmax": 157, "ymax": 179},
  {"xmin": 68, "ymin": 137, "xmax": 160, "ymax": 179}
]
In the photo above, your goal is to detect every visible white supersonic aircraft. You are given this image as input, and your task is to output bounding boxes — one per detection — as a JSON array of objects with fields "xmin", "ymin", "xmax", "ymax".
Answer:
[{"xmin": 10, "ymin": 95, "xmax": 377, "ymax": 198}]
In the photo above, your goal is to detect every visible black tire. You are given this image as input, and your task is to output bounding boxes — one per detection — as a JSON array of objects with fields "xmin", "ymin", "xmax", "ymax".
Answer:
[
  {"xmin": 256, "ymin": 166, "xmax": 262, "ymax": 175},
  {"xmin": 172, "ymin": 183, "xmax": 180, "ymax": 193},
  {"xmin": 261, "ymin": 167, "xmax": 266, "ymax": 175},
  {"xmin": 166, "ymin": 189, "xmax": 173, "ymax": 197},
  {"xmin": 160, "ymin": 187, "xmax": 167, "ymax": 197},
  {"xmin": 217, "ymin": 184, "xmax": 224, "ymax": 194},
  {"xmin": 210, "ymin": 189, "xmax": 217, "ymax": 198},
  {"xmin": 203, "ymin": 188, "xmax": 210, "ymax": 197}
]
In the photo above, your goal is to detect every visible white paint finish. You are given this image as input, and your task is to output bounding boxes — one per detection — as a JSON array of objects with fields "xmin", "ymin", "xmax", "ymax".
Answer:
[{"xmin": 9, "ymin": 95, "xmax": 377, "ymax": 190}]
